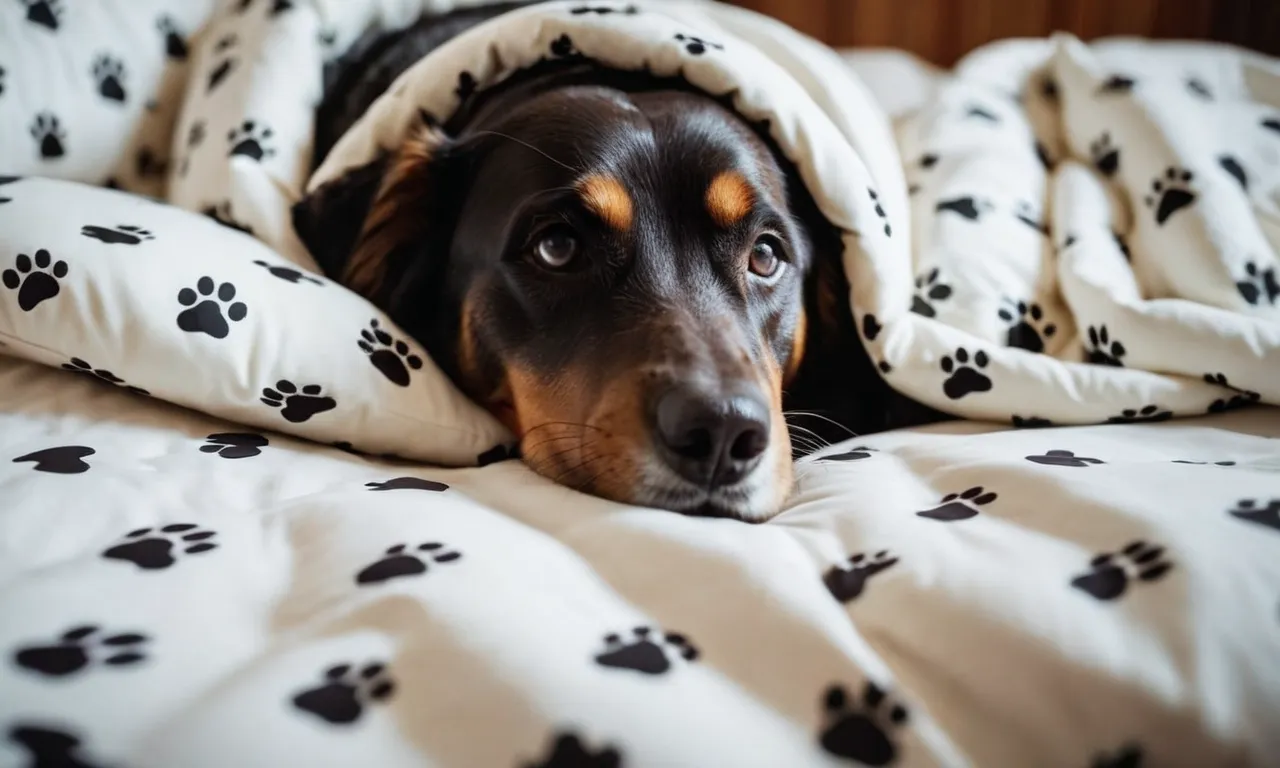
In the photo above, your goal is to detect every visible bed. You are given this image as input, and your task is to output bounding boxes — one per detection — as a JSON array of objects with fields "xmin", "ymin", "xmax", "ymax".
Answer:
[{"xmin": 2, "ymin": 2, "xmax": 1278, "ymax": 767}]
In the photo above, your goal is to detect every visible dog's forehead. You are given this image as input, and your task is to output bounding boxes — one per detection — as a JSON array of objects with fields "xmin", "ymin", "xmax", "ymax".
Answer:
[{"xmin": 483, "ymin": 86, "xmax": 787, "ymax": 211}]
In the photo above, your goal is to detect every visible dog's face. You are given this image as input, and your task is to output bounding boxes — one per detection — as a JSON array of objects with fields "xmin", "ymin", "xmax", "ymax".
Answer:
[{"xmin": 296, "ymin": 76, "xmax": 839, "ymax": 521}]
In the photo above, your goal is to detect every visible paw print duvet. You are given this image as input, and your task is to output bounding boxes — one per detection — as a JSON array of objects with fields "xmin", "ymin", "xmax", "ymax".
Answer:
[{"xmin": 2, "ymin": 356, "xmax": 1279, "ymax": 768}]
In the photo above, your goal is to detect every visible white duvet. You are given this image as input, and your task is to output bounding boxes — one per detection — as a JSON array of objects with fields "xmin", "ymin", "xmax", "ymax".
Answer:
[{"xmin": 2, "ymin": 1, "xmax": 1279, "ymax": 767}]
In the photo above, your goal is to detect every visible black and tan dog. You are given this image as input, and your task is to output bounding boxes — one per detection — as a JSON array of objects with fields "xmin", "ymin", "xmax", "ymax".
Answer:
[{"xmin": 293, "ymin": 3, "xmax": 940, "ymax": 521}]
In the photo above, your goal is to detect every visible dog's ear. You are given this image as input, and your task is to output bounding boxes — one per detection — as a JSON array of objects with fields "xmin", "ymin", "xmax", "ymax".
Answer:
[
  {"xmin": 291, "ymin": 154, "xmax": 391, "ymax": 281},
  {"xmin": 291, "ymin": 116, "xmax": 466, "ymax": 304}
]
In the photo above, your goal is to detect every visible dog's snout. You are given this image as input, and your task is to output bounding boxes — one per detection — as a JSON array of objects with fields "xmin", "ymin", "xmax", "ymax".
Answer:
[{"xmin": 654, "ymin": 383, "xmax": 770, "ymax": 487}]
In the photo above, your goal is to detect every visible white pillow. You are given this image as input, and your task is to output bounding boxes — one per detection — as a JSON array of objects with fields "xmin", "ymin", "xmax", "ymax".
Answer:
[{"xmin": 0, "ymin": 176, "xmax": 512, "ymax": 466}]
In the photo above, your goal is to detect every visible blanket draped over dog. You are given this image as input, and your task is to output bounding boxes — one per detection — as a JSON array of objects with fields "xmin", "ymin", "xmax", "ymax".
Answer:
[{"xmin": 2, "ymin": 2, "xmax": 1280, "ymax": 767}]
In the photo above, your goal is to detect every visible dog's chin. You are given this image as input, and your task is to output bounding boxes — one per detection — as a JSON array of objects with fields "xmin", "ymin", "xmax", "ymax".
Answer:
[{"xmin": 634, "ymin": 457, "xmax": 786, "ymax": 523}]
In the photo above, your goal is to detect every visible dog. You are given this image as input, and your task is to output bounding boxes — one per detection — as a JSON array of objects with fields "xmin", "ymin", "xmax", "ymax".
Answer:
[{"xmin": 292, "ymin": 3, "xmax": 943, "ymax": 521}]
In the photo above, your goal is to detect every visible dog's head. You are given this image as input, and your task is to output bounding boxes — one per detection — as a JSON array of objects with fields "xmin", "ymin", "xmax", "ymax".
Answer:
[{"xmin": 294, "ymin": 68, "xmax": 869, "ymax": 521}]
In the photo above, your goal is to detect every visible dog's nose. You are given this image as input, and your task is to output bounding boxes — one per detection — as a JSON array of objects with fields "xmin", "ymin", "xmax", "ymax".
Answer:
[{"xmin": 654, "ymin": 384, "xmax": 770, "ymax": 487}]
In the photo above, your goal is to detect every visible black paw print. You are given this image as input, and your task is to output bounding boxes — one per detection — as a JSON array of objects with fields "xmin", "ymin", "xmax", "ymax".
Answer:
[
  {"xmin": 260, "ymin": 380, "xmax": 336, "ymax": 423},
  {"xmin": 1185, "ymin": 76, "xmax": 1213, "ymax": 100},
  {"xmin": 355, "ymin": 542, "xmax": 460, "ymax": 585},
  {"xmin": 1107, "ymin": 405, "xmax": 1172, "ymax": 424},
  {"xmin": 1263, "ymin": 116, "xmax": 1280, "ymax": 135},
  {"xmin": 1014, "ymin": 200, "xmax": 1048, "ymax": 235},
  {"xmin": 594, "ymin": 626, "xmax": 698, "ymax": 675},
  {"xmin": 1039, "ymin": 75, "xmax": 1059, "ymax": 102},
  {"xmin": 91, "ymin": 54, "xmax": 126, "ymax": 103},
  {"xmin": 358, "ymin": 319, "xmax": 423, "ymax": 386},
  {"xmin": 271, "ymin": 0, "xmax": 293, "ymax": 16},
  {"xmin": 202, "ymin": 201, "xmax": 254, "ymax": 235},
  {"xmin": 549, "ymin": 33, "xmax": 578, "ymax": 58},
  {"xmin": 135, "ymin": 146, "xmax": 168, "ymax": 179},
  {"xmin": 999, "ymin": 299, "xmax": 1056, "ymax": 353},
  {"xmin": 674, "ymin": 33, "xmax": 722, "ymax": 55},
  {"xmin": 62, "ymin": 357, "xmax": 149, "ymax": 395},
  {"xmin": 939, "ymin": 347, "xmax": 992, "ymax": 400},
  {"xmin": 156, "ymin": 15, "xmax": 188, "ymax": 59},
  {"xmin": 817, "ymin": 445, "xmax": 878, "ymax": 462},
  {"xmin": 524, "ymin": 732, "xmax": 622, "ymax": 768},
  {"xmin": 3, "ymin": 249, "xmax": 67, "ymax": 311},
  {"xmin": 20, "ymin": 0, "xmax": 61, "ymax": 30},
  {"xmin": 1171, "ymin": 459, "xmax": 1235, "ymax": 466},
  {"xmin": 935, "ymin": 195, "xmax": 993, "ymax": 222},
  {"xmin": 102, "ymin": 523, "xmax": 218, "ymax": 570},
  {"xmin": 1097, "ymin": 74, "xmax": 1136, "ymax": 94},
  {"xmin": 455, "ymin": 70, "xmax": 477, "ymax": 102},
  {"xmin": 859, "ymin": 315, "xmax": 882, "ymax": 343},
  {"xmin": 292, "ymin": 662, "xmax": 396, "ymax": 725},
  {"xmin": 1235, "ymin": 261, "xmax": 1280, "ymax": 306},
  {"xmin": 1026, "ymin": 450, "xmax": 1104, "ymax": 467},
  {"xmin": 1218, "ymin": 155, "xmax": 1248, "ymax": 191},
  {"xmin": 227, "ymin": 120, "xmax": 275, "ymax": 161},
  {"xmin": 13, "ymin": 445, "xmax": 94, "ymax": 474},
  {"xmin": 571, "ymin": 4, "xmax": 639, "ymax": 14},
  {"xmin": 80, "ymin": 224, "xmax": 153, "ymax": 245},
  {"xmin": 1228, "ymin": 498, "xmax": 1280, "ymax": 532},
  {"xmin": 919, "ymin": 152, "xmax": 939, "ymax": 169},
  {"xmin": 1085, "ymin": 325, "xmax": 1126, "ymax": 366},
  {"xmin": 1090, "ymin": 132, "xmax": 1120, "ymax": 177},
  {"xmin": 1144, "ymin": 167, "xmax": 1196, "ymax": 225},
  {"xmin": 1113, "ymin": 231, "xmax": 1131, "ymax": 260},
  {"xmin": 29, "ymin": 112, "xmax": 65, "ymax": 159},
  {"xmin": 824, "ymin": 550, "xmax": 899, "ymax": 603},
  {"xmin": 0, "ymin": 65, "xmax": 6, "ymax": 98},
  {"xmin": 187, "ymin": 120, "xmax": 206, "ymax": 148},
  {"xmin": 1011, "ymin": 415, "xmax": 1053, "ymax": 428},
  {"xmin": 1204, "ymin": 372, "xmax": 1262, "ymax": 413},
  {"xmin": 200, "ymin": 432, "xmax": 267, "ymax": 459},
  {"xmin": 177, "ymin": 277, "xmax": 247, "ymax": 339},
  {"xmin": 477, "ymin": 443, "xmax": 520, "ymax": 465},
  {"xmin": 7, "ymin": 725, "xmax": 107, "ymax": 768},
  {"xmin": 867, "ymin": 188, "xmax": 891, "ymax": 236},
  {"xmin": 13, "ymin": 624, "xmax": 148, "ymax": 677},
  {"xmin": 253, "ymin": 260, "xmax": 322, "ymax": 285},
  {"xmin": 364, "ymin": 477, "xmax": 448, "ymax": 492},
  {"xmin": 1035, "ymin": 140, "xmax": 1053, "ymax": 170},
  {"xmin": 909, "ymin": 268, "xmax": 952, "ymax": 318},
  {"xmin": 819, "ymin": 681, "xmax": 908, "ymax": 766},
  {"xmin": 965, "ymin": 102, "xmax": 1000, "ymax": 122},
  {"xmin": 1071, "ymin": 540, "xmax": 1172, "ymax": 601},
  {"xmin": 206, "ymin": 33, "xmax": 238, "ymax": 92},
  {"xmin": 917, "ymin": 486, "xmax": 996, "ymax": 521}
]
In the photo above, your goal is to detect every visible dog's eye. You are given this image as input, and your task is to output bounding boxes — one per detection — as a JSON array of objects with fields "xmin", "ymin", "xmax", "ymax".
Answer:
[
  {"xmin": 532, "ymin": 227, "xmax": 579, "ymax": 270},
  {"xmin": 749, "ymin": 236, "xmax": 784, "ymax": 279}
]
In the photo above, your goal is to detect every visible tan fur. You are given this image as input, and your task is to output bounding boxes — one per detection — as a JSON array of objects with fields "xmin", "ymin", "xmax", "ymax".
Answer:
[
  {"xmin": 342, "ymin": 124, "xmax": 446, "ymax": 298},
  {"xmin": 783, "ymin": 309, "xmax": 806, "ymax": 386},
  {"xmin": 705, "ymin": 171, "xmax": 754, "ymax": 227},
  {"xmin": 577, "ymin": 174, "xmax": 633, "ymax": 232}
]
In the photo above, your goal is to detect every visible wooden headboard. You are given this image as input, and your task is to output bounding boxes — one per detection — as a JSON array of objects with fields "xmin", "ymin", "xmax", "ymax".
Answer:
[{"xmin": 727, "ymin": 0, "xmax": 1280, "ymax": 67}]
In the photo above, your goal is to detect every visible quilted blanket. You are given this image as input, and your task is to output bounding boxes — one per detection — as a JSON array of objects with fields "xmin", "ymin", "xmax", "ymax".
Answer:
[{"xmin": 2, "ymin": 1, "xmax": 1279, "ymax": 767}]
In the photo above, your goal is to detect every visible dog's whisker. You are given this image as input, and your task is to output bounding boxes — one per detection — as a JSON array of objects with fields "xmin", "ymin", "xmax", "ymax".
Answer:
[
  {"xmin": 784, "ymin": 410, "xmax": 859, "ymax": 440},
  {"xmin": 543, "ymin": 438, "xmax": 601, "ymax": 469},
  {"xmin": 471, "ymin": 130, "xmax": 582, "ymax": 175}
]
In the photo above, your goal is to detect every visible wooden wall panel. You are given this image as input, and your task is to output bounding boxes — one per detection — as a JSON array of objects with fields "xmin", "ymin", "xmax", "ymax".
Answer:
[{"xmin": 727, "ymin": 0, "xmax": 1280, "ymax": 66}]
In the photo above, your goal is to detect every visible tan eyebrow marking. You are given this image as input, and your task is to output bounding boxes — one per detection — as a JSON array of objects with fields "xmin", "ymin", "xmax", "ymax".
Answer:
[
  {"xmin": 577, "ymin": 174, "xmax": 633, "ymax": 232},
  {"xmin": 705, "ymin": 171, "xmax": 754, "ymax": 227}
]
